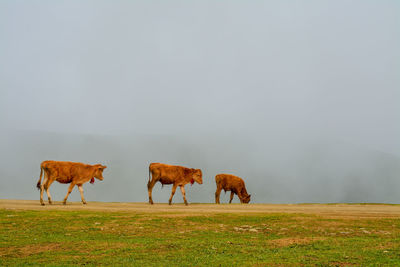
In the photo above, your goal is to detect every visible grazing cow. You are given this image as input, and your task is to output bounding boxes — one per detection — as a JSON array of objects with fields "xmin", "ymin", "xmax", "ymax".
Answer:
[
  {"xmin": 215, "ymin": 174, "xmax": 251, "ymax": 204},
  {"xmin": 147, "ymin": 163, "xmax": 203, "ymax": 205},
  {"xmin": 36, "ymin": 160, "xmax": 107, "ymax": 205}
]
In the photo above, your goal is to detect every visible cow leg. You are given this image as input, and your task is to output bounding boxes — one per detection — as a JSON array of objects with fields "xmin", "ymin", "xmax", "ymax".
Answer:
[
  {"xmin": 63, "ymin": 183, "xmax": 75, "ymax": 205},
  {"xmin": 229, "ymin": 191, "xmax": 234, "ymax": 204},
  {"xmin": 180, "ymin": 186, "xmax": 188, "ymax": 206},
  {"xmin": 169, "ymin": 184, "xmax": 178, "ymax": 205},
  {"xmin": 215, "ymin": 186, "xmax": 222, "ymax": 204},
  {"xmin": 147, "ymin": 179, "xmax": 157, "ymax": 205},
  {"xmin": 40, "ymin": 183, "xmax": 45, "ymax": 206},
  {"xmin": 44, "ymin": 179, "xmax": 55, "ymax": 204},
  {"xmin": 40, "ymin": 173, "xmax": 48, "ymax": 206},
  {"xmin": 78, "ymin": 185, "xmax": 87, "ymax": 204}
]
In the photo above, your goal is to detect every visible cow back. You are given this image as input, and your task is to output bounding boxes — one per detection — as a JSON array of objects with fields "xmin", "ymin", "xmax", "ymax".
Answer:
[
  {"xmin": 150, "ymin": 163, "xmax": 195, "ymax": 184},
  {"xmin": 216, "ymin": 174, "xmax": 245, "ymax": 191},
  {"xmin": 42, "ymin": 161, "xmax": 95, "ymax": 184}
]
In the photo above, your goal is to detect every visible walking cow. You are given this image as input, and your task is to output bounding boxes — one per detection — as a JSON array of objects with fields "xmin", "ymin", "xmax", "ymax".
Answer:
[
  {"xmin": 36, "ymin": 160, "xmax": 107, "ymax": 205},
  {"xmin": 147, "ymin": 163, "xmax": 203, "ymax": 205}
]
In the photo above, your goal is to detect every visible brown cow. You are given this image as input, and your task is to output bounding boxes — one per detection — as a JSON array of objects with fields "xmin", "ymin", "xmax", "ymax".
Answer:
[
  {"xmin": 147, "ymin": 163, "xmax": 203, "ymax": 205},
  {"xmin": 36, "ymin": 160, "xmax": 107, "ymax": 205},
  {"xmin": 215, "ymin": 174, "xmax": 251, "ymax": 204}
]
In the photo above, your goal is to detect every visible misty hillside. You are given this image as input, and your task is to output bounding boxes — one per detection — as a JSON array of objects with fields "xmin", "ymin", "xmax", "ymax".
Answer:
[
  {"xmin": 1, "ymin": 129, "xmax": 399, "ymax": 204},
  {"xmin": 1, "ymin": 1, "xmax": 398, "ymax": 205}
]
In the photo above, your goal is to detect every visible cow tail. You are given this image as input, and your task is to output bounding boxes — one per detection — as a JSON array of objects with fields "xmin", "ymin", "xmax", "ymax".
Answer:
[
  {"xmin": 36, "ymin": 166, "xmax": 43, "ymax": 190},
  {"xmin": 148, "ymin": 167, "xmax": 151, "ymax": 182},
  {"xmin": 147, "ymin": 166, "xmax": 151, "ymax": 188}
]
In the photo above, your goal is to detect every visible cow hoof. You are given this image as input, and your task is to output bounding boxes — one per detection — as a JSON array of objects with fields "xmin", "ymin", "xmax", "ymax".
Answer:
[
  {"xmin": 185, "ymin": 203, "xmax": 188, "ymax": 206},
  {"xmin": 48, "ymin": 200, "xmax": 52, "ymax": 205},
  {"xmin": 40, "ymin": 202, "xmax": 45, "ymax": 206},
  {"xmin": 63, "ymin": 202, "xmax": 67, "ymax": 205},
  {"xmin": 82, "ymin": 202, "xmax": 87, "ymax": 205},
  {"xmin": 169, "ymin": 202, "xmax": 172, "ymax": 205}
]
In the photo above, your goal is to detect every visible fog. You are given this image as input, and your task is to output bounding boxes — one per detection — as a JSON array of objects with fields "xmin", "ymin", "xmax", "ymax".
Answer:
[{"xmin": 1, "ymin": 1, "xmax": 399, "ymax": 203}]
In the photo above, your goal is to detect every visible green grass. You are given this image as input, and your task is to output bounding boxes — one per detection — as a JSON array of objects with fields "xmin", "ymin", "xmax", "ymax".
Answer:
[{"xmin": 1, "ymin": 209, "xmax": 400, "ymax": 266}]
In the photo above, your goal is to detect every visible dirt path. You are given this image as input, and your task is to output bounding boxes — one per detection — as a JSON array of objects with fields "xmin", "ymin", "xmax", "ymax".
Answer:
[{"xmin": 1, "ymin": 199, "xmax": 400, "ymax": 218}]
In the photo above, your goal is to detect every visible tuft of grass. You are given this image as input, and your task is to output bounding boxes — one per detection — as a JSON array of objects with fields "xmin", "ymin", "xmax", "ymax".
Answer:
[{"xmin": 1, "ymin": 209, "xmax": 400, "ymax": 266}]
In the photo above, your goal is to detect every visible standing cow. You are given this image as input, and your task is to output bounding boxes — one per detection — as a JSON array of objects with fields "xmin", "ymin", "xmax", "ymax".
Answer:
[
  {"xmin": 36, "ymin": 160, "xmax": 107, "ymax": 205},
  {"xmin": 215, "ymin": 174, "xmax": 251, "ymax": 204},
  {"xmin": 147, "ymin": 163, "xmax": 203, "ymax": 205}
]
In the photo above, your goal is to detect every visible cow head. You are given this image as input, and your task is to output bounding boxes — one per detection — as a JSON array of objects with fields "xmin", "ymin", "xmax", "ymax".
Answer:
[
  {"xmin": 192, "ymin": 169, "xmax": 203, "ymax": 184},
  {"xmin": 94, "ymin": 164, "xmax": 107, "ymax": 181},
  {"xmin": 241, "ymin": 194, "xmax": 251, "ymax": 204}
]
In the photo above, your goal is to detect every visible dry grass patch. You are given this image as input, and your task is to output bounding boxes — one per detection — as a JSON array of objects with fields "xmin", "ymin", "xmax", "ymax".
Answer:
[
  {"xmin": 268, "ymin": 237, "xmax": 325, "ymax": 248},
  {"xmin": 328, "ymin": 261, "xmax": 357, "ymax": 266},
  {"xmin": 1, "ymin": 243, "xmax": 63, "ymax": 257}
]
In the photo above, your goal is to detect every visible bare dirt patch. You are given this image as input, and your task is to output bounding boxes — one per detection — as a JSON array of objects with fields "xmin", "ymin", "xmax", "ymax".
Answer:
[{"xmin": 1, "ymin": 200, "xmax": 400, "ymax": 218}]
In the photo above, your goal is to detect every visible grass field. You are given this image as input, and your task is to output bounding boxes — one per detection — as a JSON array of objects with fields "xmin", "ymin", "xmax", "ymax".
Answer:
[{"xmin": 1, "ymin": 200, "xmax": 400, "ymax": 266}]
